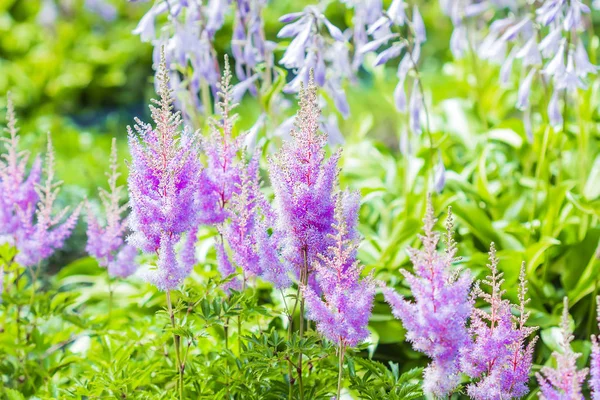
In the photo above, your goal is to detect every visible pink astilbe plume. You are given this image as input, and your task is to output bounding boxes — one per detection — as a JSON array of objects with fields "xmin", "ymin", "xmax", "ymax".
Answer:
[
  {"xmin": 0, "ymin": 96, "xmax": 80, "ymax": 267},
  {"xmin": 219, "ymin": 155, "xmax": 266, "ymax": 282},
  {"xmin": 303, "ymin": 192, "xmax": 375, "ymax": 348},
  {"xmin": 590, "ymin": 296, "xmax": 600, "ymax": 399},
  {"xmin": 201, "ymin": 55, "xmax": 245, "ymax": 226},
  {"xmin": 0, "ymin": 94, "xmax": 41, "ymax": 242},
  {"xmin": 267, "ymin": 71, "xmax": 339, "ymax": 289},
  {"xmin": 382, "ymin": 202, "xmax": 472, "ymax": 397},
  {"xmin": 127, "ymin": 50, "xmax": 204, "ymax": 290},
  {"xmin": 16, "ymin": 135, "xmax": 81, "ymax": 267},
  {"xmin": 461, "ymin": 248, "xmax": 538, "ymax": 400},
  {"xmin": 86, "ymin": 138, "xmax": 137, "ymax": 278},
  {"xmin": 536, "ymin": 297, "xmax": 588, "ymax": 399}
]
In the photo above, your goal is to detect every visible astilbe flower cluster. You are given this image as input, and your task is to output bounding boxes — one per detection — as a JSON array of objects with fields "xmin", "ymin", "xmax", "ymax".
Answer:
[
  {"xmin": 461, "ymin": 244, "xmax": 537, "ymax": 400},
  {"xmin": 382, "ymin": 203, "xmax": 472, "ymax": 397},
  {"xmin": 536, "ymin": 297, "xmax": 588, "ymax": 399},
  {"xmin": 590, "ymin": 296, "xmax": 600, "ymax": 399},
  {"xmin": 303, "ymin": 192, "xmax": 375, "ymax": 348},
  {"xmin": 86, "ymin": 138, "xmax": 137, "ymax": 278},
  {"xmin": 0, "ymin": 95, "xmax": 81, "ymax": 268},
  {"xmin": 127, "ymin": 52, "xmax": 205, "ymax": 291},
  {"xmin": 278, "ymin": 5, "xmax": 352, "ymax": 117},
  {"xmin": 266, "ymin": 73, "xmax": 340, "ymax": 291}
]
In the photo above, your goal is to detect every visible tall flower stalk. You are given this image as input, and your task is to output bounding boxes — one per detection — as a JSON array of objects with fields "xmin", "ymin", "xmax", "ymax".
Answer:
[
  {"xmin": 126, "ymin": 50, "xmax": 205, "ymax": 399},
  {"xmin": 461, "ymin": 245, "xmax": 537, "ymax": 399},
  {"xmin": 382, "ymin": 201, "xmax": 472, "ymax": 397},
  {"xmin": 86, "ymin": 138, "xmax": 137, "ymax": 316},
  {"xmin": 536, "ymin": 297, "xmax": 588, "ymax": 399},
  {"xmin": 266, "ymin": 71, "xmax": 340, "ymax": 399},
  {"xmin": 303, "ymin": 193, "xmax": 375, "ymax": 400}
]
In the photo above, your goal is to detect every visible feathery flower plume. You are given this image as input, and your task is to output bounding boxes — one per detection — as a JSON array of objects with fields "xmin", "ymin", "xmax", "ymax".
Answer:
[
  {"xmin": 591, "ymin": 296, "xmax": 600, "ymax": 399},
  {"xmin": 267, "ymin": 71, "xmax": 339, "ymax": 290},
  {"xmin": 0, "ymin": 94, "xmax": 41, "ymax": 245},
  {"xmin": 303, "ymin": 192, "xmax": 374, "ymax": 399},
  {"xmin": 536, "ymin": 297, "xmax": 588, "ymax": 399},
  {"xmin": 126, "ymin": 50, "xmax": 203, "ymax": 291},
  {"xmin": 382, "ymin": 201, "xmax": 472, "ymax": 397},
  {"xmin": 86, "ymin": 138, "xmax": 137, "ymax": 278},
  {"xmin": 303, "ymin": 191, "xmax": 374, "ymax": 347},
  {"xmin": 0, "ymin": 96, "xmax": 81, "ymax": 267},
  {"xmin": 461, "ymin": 245, "xmax": 537, "ymax": 399}
]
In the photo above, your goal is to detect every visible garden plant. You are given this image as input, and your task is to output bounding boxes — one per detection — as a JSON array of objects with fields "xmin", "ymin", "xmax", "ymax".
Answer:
[{"xmin": 1, "ymin": 0, "xmax": 600, "ymax": 399}]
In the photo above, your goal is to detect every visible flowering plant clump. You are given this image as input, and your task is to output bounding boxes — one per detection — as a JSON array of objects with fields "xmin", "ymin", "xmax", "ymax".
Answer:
[
  {"xmin": 382, "ymin": 202, "xmax": 472, "ymax": 397},
  {"xmin": 461, "ymin": 245, "xmax": 537, "ymax": 400},
  {"xmin": 4, "ymin": 0, "xmax": 600, "ymax": 398},
  {"xmin": 0, "ymin": 95, "xmax": 81, "ymax": 268}
]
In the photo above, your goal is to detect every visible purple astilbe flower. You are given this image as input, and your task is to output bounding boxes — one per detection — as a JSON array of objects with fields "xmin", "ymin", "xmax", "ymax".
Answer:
[
  {"xmin": 126, "ymin": 51, "xmax": 203, "ymax": 291},
  {"xmin": 267, "ymin": 73, "xmax": 339, "ymax": 291},
  {"xmin": 15, "ymin": 135, "xmax": 81, "ymax": 267},
  {"xmin": 382, "ymin": 202, "xmax": 472, "ymax": 397},
  {"xmin": 536, "ymin": 297, "xmax": 588, "ymax": 399},
  {"xmin": 201, "ymin": 56, "xmax": 245, "ymax": 226},
  {"xmin": 590, "ymin": 296, "xmax": 600, "ymax": 399},
  {"xmin": 277, "ymin": 5, "xmax": 352, "ymax": 117},
  {"xmin": 461, "ymin": 244, "xmax": 538, "ymax": 400},
  {"xmin": 303, "ymin": 191, "xmax": 374, "ymax": 348},
  {"xmin": 219, "ymin": 154, "xmax": 267, "ymax": 287},
  {"xmin": 0, "ymin": 95, "xmax": 42, "ymax": 245},
  {"xmin": 0, "ymin": 98, "xmax": 80, "ymax": 267},
  {"xmin": 86, "ymin": 138, "xmax": 137, "ymax": 278}
]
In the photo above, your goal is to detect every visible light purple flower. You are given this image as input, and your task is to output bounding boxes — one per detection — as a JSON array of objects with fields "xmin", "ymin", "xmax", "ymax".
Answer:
[
  {"xmin": 461, "ymin": 245, "xmax": 537, "ymax": 400},
  {"xmin": 382, "ymin": 202, "xmax": 472, "ymax": 397},
  {"xmin": 86, "ymin": 138, "xmax": 137, "ymax": 278},
  {"xmin": 126, "ymin": 53, "xmax": 203, "ymax": 290},
  {"xmin": 590, "ymin": 296, "xmax": 600, "ymax": 400},
  {"xmin": 536, "ymin": 297, "xmax": 588, "ymax": 399},
  {"xmin": 304, "ymin": 193, "xmax": 375, "ymax": 347}
]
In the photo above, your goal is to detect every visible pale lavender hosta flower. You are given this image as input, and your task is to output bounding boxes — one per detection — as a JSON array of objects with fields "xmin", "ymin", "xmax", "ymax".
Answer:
[
  {"xmin": 134, "ymin": 1, "xmax": 223, "ymax": 119},
  {"xmin": 461, "ymin": 244, "xmax": 537, "ymax": 400},
  {"xmin": 536, "ymin": 297, "xmax": 588, "ymax": 399},
  {"xmin": 0, "ymin": 96, "xmax": 81, "ymax": 267},
  {"xmin": 127, "ymin": 53, "xmax": 204, "ymax": 291},
  {"xmin": 360, "ymin": 3, "xmax": 426, "ymax": 133},
  {"xmin": 382, "ymin": 203, "xmax": 472, "ymax": 397},
  {"xmin": 86, "ymin": 138, "xmax": 137, "ymax": 278},
  {"xmin": 266, "ymin": 74, "xmax": 340, "ymax": 291},
  {"xmin": 304, "ymin": 193, "xmax": 375, "ymax": 348},
  {"xmin": 277, "ymin": 5, "xmax": 352, "ymax": 117},
  {"xmin": 341, "ymin": 0, "xmax": 384, "ymax": 70},
  {"xmin": 85, "ymin": 0, "xmax": 117, "ymax": 21}
]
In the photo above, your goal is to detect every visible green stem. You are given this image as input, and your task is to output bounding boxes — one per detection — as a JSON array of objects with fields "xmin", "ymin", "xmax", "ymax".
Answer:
[
  {"xmin": 201, "ymin": 80, "xmax": 213, "ymax": 117},
  {"xmin": 527, "ymin": 126, "xmax": 551, "ymax": 246},
  {"xmin": 166, "ymin": 290, "xmax": 184, "ymax": 400},
  {"xmin": 298, "ymin": 249, "xmax": 308, "ymax": 400},
  {"xmin": 237, "ymin": 314, "xmax": 242, "ymax": 355},
  {"xmin": 336, "ymin": 342, "xmax": 345, "ymax": 400},
  {"xmin": 107, "ymin": 273, "xmax": 113, "ymax": 320}
]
